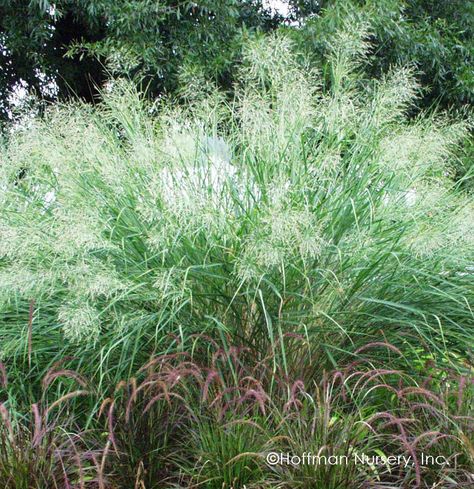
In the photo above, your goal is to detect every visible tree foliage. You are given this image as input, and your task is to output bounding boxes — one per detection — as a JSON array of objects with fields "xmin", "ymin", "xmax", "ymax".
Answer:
[
  {"xmin": 0, "ymin": 0, "xmax": 278, "ymax": 119},
  {"xmin": 290, "ymin": 0, "xmax": 473, "ymax": 109},
  {"xmin": 1, "ymin": 0, "xmax": 472, "ymax": 121}
]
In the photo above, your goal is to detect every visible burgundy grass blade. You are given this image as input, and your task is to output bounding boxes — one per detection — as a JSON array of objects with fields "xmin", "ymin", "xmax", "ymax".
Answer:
[
  {"xmin": 31, "ymin": 403, "xmax": 43, "ymax": 447},
  {"xmin": 0, "ymin": 362, "xmax": 7, "ymax": 389},
  {"xmin": 43, "ymin": 369, "xmax": 87, "ymax": 390}
]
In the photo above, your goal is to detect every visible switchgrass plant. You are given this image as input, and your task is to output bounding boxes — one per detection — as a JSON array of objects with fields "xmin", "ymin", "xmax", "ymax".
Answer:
[
  {"xmin": 2, "ymin": 18, "xmax": 474, "ymax": 489},
  {"xmin": 0, "ymin": 28, "xmax": 473, "ymax": 406}
]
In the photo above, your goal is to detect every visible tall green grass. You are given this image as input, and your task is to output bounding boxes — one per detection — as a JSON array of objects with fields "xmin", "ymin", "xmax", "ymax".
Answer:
[{"xmin": 0, "ymin": 29, "xmax": 472, "ymax": 400}]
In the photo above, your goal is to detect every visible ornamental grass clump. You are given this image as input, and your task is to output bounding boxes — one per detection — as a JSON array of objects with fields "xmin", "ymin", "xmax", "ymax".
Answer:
[
  {"xmin": 0, "ymin": 363, "xmax": 99, "ymax": 489},
  {"xmin": 93, "ymin": 338, "xmax": 473, "ymax": 488},
  {"xmin": 0, "ymin": 28, "xmax": 472, "ymax": 391}
]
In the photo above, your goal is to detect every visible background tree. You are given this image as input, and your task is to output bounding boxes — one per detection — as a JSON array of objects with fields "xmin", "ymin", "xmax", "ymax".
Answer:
[
  {"xmin": 0, "ymin": 0, "xmax": 280, "ymax": 120},
  {"xmin": 289, "ymin": 0, "xmax": 473, "ymax": 110},
  {"xmin": 1, "ymin": 0, "xmax": 472, "ymax": 121}
]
